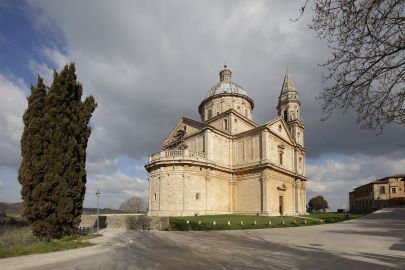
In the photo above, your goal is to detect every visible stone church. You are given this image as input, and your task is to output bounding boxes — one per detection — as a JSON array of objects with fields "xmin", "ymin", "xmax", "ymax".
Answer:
[{"xmin": 145, "ymin": 66, "xmax": 307, "ymax": 216}]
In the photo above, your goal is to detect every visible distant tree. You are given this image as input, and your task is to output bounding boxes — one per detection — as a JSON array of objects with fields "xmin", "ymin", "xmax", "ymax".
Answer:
[
  {"xmin": 119, "ymin": 196, "xmax": 147, "ymax": 213},
  {"xmin": 294, "ymin": 0, "xmax": 404, "ymax": 132},
  {"xmin": 19, "ymin": 64, "xmax": 97, "ymax": 240},
  {"xmin": 308, "ymin": 195, "xmax": 329, "ymax": 212}
]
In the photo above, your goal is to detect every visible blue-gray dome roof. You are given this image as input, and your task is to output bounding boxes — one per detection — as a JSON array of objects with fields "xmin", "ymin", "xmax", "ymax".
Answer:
[
  {"xmin": 206, "ymin": 66, "xmax": 249, "ymax": 98},
  {"xmin": 206, "ymin": 81, "xmax": 248, "ymax": 98}
]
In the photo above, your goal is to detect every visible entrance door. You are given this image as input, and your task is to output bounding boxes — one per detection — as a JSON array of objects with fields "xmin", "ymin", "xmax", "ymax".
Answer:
[{"xmin": 279, "ymin": 196, "xmax": 283, "ymax": 215}]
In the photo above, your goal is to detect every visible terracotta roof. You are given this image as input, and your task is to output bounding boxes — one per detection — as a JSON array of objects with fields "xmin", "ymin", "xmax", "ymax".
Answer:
[{"xmin": 352, "ymin": 174, "xmax": 405, "ymax": 191}]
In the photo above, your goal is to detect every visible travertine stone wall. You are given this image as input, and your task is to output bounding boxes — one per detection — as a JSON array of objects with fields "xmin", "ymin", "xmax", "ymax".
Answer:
[
  {"xmin": 201, "ymin": 96, "xmax": 253, "ymax": 121},
  {"xmin": 148, "ymin": 162, "xmax": 306, "ymax": 216},
  {"xmin": 206, "ymin": 112, "xmax": 255, "ymax": 134},
  {"xmin": 149, "ymin": 165, "xmax": 230, "ymax": 216},
  {"xmin": 79, "ymin": 215, "xmax": 169, "ymax": 230},
  {"xmin": 235, "ymin": 172, "xmax": 262, "ymax": 213},
  {"xmin": 184, "ymin": 134, "xmax": 204, "ymax": 152}
]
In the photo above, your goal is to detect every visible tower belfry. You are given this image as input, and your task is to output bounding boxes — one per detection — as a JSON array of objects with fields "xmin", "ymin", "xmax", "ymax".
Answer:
[{"xmin": 277, "ymin": 71, "xmax": 304, "ymax": 147}]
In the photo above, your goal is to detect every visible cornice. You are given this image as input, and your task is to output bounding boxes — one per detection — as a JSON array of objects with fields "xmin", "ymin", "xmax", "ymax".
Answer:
[{"xmin": 198, "ymin": 93, "xmax": 255, "ymax": 114}]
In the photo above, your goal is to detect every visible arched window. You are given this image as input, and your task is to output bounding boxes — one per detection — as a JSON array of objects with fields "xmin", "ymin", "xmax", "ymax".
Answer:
[
  {"xmin": 224, "ymin": 119, "xmax": 228, "ymax": 130},
  {"xmin": 153, "ymin": 193, "xmax": 157, "ymax": 201},
  {"xmin": 196, "ymin": 192, "xmax": 201, "ymax": 200},
  {"xmin": 379, "ymin": 186, "xmax": 385, "ymax": 194},
  {"xmin": 208, "ymin": 109, "xmax": 212, "ymax": 120},
  {"xmin": 284, "ymin": 110, "xmax": 288, "ymax": 122}
]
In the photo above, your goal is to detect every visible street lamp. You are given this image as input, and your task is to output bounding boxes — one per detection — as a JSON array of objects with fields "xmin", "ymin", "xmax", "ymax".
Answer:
[{"xmin": 96, "ymin": 189, "xmax": 101, "ymax": 233}]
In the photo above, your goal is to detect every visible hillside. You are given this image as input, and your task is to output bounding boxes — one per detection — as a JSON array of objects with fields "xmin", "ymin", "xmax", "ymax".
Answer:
[{"xmin": 0, "ymin": 202, "xmax": 124, "ymax": 215}]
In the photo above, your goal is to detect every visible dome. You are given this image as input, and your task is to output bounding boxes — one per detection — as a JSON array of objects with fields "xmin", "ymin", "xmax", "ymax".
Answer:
[
  {"xmin": 205, "ymin": 66, "xmax": 249, "ymax": 98},
  {"xmin": 198, "ymin": 66, "xmax": 254, "ymax": 117},
  {"xmin": 206, "ymin": 81, "xmax": 248, "ymax": 98}
]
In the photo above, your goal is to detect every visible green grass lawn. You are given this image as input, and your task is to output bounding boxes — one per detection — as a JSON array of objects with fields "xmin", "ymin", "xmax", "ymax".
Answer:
[
  {"xmin": 0, "ymin": 225, "xmax": 99, "ymax": 259},
  {"xmin": 0, "ymin": 237, "xmax": 94, "ymax": 259},
  {"xmin": 169, "ymin": 211, "xmax": 369, "ymax": 231}
]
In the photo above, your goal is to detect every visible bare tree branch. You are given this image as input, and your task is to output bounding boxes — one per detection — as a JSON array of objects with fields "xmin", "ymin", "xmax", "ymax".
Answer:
[
  {"xmin": 309, "ymin": 0, "xmax": 405, "ymax": 133},
  {"xmin": 119, "ymin": 196, "xmax": 147, "ymax": 213}
]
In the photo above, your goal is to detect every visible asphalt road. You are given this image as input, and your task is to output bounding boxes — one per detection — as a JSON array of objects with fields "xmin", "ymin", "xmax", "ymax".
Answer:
[{"xmin": 2, "ymin": 208, "xmax": 405, "ymax": 270}]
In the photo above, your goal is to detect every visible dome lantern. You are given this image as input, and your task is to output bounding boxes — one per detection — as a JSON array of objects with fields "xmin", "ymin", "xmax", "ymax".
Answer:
[{"xmin": 219, "ymin": 65, "xmax": 232, "ymax": 82}]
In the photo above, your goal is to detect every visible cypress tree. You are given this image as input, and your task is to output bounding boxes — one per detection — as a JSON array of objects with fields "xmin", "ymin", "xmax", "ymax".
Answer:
[
  {"xmin": 19, "ymin": 77, "xmax": 47, "ymax": 227},
  {"xmin": 19, "ymin": 64, "xmax": 96, "ymax": 239}
]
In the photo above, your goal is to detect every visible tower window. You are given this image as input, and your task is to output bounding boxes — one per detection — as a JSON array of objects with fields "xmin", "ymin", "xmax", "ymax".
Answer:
[
  {"xmin": 245, "ymin": 109, "xmax": 248, "ymax": 117},
  {"xmin": 196, "ymin": 192, "xmax": 201, "ymax": 200},
  {"xmin": 284, "ymin": 110, "xmax": 288, "ymax": 122},
  {"xmin": 208, "ymin": 109, "xmax": 212, "ymax": 120},
  {"xmin": 224, "ymin": 119, "xmax": 228, "ymax": 130},
  {"xmin": 153, "ymin": 193, "xmax": 157, "ymax": 201}
]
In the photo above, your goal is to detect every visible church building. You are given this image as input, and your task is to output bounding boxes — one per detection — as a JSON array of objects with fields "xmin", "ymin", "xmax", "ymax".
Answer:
[{"xmin": 145, "ymin": 66, "xmax": 307, "ymax": 216}]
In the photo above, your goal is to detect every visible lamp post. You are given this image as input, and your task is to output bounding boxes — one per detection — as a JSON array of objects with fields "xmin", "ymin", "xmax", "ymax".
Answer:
[{"xmin": 96, "ymin": 189, "xmax": 101, "ymax": 233}]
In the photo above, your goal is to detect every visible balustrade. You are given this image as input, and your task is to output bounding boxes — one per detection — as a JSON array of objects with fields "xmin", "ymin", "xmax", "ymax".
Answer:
[{"xmin": 149, "ymin": 149, "xmax": 206, "ymax": 162}]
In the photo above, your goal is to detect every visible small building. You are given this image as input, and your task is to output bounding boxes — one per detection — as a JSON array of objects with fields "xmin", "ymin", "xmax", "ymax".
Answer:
[
  {"xmin": 349, "ymin": 174, "xmax": 405, "ymax": 211},
  {"xmin": 145, "ymin": 66, "xmax": 307, "ymax": 217}
]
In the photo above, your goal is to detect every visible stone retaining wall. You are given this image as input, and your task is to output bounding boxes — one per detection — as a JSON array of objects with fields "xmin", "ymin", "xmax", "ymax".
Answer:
[{"xmin": 79, "ymin": 214, "xmax": 169, "ymax": 231}]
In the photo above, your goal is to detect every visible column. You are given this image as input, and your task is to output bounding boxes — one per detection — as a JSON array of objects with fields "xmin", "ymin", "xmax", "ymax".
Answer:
[
  {"xmin": 205, "ymin": 172, "xmax": 211, "ymax": 214},
  {"xmin": 260, "ymin": 170, "xmax": 269, "ymax": 214}
]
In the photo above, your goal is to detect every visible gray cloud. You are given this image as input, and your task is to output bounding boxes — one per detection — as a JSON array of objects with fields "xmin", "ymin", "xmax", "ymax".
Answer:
[
  {"xmin": 27, "ymin": 1, "xmax": 404, "ymax": 163},
  {"xmin": 85, "ymin": 171, "xmax": 148, "ymax": 209},
  {"xmin": 0, "ymin": 74, "xmax": 26, "ymax": 168},
  {"xmin": 0, "ymin": 0, "xmax": 399, "ymax": 208}
]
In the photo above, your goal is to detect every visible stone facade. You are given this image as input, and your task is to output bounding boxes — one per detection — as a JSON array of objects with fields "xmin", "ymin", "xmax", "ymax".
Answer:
[
  {"xmin": 145, "ymin": 66, "xmax": 307, "ymax": 216},
  {"xmin": 349, "ymin": 174, "xmax": 405, "ymax": 211}
]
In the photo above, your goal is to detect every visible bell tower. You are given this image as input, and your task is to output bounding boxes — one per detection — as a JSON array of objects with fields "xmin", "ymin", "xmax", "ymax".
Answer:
[{"xmin": 277, "ymin": 71, "xmax": 304, "ymax": 147}]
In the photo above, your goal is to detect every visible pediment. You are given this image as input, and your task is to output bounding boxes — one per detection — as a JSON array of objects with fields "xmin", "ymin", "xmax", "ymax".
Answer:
[
  {"xmin": 163, "ymin": 118, "xmax": 205, "ymax": 147},
  {"xmin": 266, "ymin": 117, "xmax": 294, "ymax": 144},
  {"xmin": 205, "ymin": 109, "xmax": 257, "ymax": 128}
]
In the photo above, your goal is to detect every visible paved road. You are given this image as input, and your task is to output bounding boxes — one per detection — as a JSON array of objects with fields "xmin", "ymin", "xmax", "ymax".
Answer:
[{"xmin": 2, "ymin": 208, "xmax": 405, "ymax": 270}]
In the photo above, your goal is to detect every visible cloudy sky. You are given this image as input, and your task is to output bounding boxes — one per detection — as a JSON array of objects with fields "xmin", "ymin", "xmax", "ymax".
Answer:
[{"xmin": 0, "ymin": 1, "xmax": 404, "ymax": 210}]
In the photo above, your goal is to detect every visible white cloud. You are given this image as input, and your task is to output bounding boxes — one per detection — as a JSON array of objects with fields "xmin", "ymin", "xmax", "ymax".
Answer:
[
  {"xmin": 0, "ymin": 74, "xmax": 26, "ymax": 168},
  {"xmin": 29, "ymin": 46, "xmax": 70, "ymax": 85},
  {"xmin": 85, "ymin": 170, "xmax": 147, "ymax": 208},
  {"xmin": 86, "ymin": 158, "xmax": 118, "ymax": 175},
  {"xmin": 307, "ymin": 153, "xmax": 405, "ymax": 210}
]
